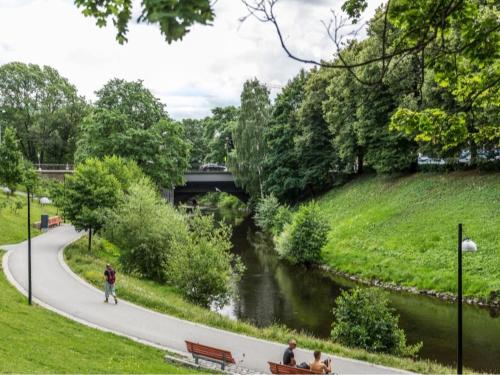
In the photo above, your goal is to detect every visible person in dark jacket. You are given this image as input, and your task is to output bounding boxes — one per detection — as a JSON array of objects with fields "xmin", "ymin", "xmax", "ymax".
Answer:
[{"xmin": 104, "ymin": 264, "xmax": 118, "ymax": 304}]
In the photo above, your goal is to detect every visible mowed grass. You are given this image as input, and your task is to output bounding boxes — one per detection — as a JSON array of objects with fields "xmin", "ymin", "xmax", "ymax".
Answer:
[
  {"xmin": 0, "ymin": 193, "xmax": 59, "ymax": 245},
  {"xmin": 65, "ymin": 238, "xmax": 454, "ymax": 374},
  {"xmin": 0, "ymin": 251, "xmax": 198, "ymax": 374},
  {"xmin": 317, "ymin": 172, "xmax": 500, "ymax": 299}
]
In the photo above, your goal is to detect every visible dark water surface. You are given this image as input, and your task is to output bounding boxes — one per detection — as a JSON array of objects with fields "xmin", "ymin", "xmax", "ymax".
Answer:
[{"xmin": 216, "ymin": 213, "xmax": 500, "ymax": 373}]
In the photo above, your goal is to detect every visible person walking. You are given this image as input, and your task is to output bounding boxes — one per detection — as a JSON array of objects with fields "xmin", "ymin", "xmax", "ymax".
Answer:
[{"xmin": 104, "ymin": 264, "xmax": 118, "ymax": 304}]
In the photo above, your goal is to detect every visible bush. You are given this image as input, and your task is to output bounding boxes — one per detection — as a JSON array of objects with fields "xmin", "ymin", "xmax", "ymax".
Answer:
[
  {"xmin": 331, "ymin": 288, "xmax": 421, "ymax": 357},
  {"xmin": 104, "ymin": 178, "xmax": 189, "ymax": 282},
  {"xmin": 277, "ymin": 202, "xmax": 328, "ymax": 264},
  {"xmin": 254, "ymin": 195, "xmax": 291, "ymax": 235},
  {"xmin": 168, "ymin": 212, "xmax": 244, "ymax": 308}
]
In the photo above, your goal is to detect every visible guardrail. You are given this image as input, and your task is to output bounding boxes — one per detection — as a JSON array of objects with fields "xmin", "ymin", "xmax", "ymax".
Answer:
[{"xmin": 36, "ymin": 164, "xmax": 73, "ymax": 171}]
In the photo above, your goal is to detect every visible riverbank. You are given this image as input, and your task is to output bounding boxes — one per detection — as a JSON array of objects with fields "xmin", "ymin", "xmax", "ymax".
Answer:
[
  {"xmin": 314, "ymin": 172, "xmax": 499, "ymax": 304},
  {"xmin": 0, "ymin": 250, "xmax": 197, "ymax": 374},
  {"xmin": 64, "ymin": 235, "xmax": 454, "ymax": 374}
]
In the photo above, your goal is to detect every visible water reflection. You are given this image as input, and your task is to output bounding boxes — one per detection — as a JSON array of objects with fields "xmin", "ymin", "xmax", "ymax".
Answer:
[{"xmin": 215, "ymin": 213, "xmax": 500, "ymax": 373}]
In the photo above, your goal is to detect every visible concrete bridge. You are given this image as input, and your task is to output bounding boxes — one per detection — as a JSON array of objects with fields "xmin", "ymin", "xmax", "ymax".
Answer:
[{"xmin": 36, "ymin": 165, "xmax": 248, "ymax": 204}]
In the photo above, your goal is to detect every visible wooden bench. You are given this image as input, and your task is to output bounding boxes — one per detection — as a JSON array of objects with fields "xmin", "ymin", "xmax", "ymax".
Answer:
[
  {"xmin": 268, "ymin": 362, "xmax": 323, "ymax": 374},
  {"xmin": 185, "ymin": 341, "xmax": 235, "ymax": 370},
  {"xmin": 33, "ymin": 216, "xmax": 62, "ymax": 229}
]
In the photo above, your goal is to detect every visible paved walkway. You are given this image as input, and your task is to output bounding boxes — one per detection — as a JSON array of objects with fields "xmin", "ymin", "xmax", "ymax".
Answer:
[{"xmin": 2, "ymin": 225, "xmax": 407, "ymax": 374}]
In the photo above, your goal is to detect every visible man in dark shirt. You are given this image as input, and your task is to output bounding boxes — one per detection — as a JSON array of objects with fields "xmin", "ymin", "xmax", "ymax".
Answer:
[
  {"xmin": 104, "ymin": 264, "xmax": 118, "ymax": 304},
  {"xmin": 283, "ymin": 339, "xmax": 297, "ymax": 366}
]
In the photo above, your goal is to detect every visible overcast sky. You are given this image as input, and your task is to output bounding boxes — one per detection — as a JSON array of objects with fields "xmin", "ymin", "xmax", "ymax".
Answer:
[{"xmin": 0, "ymin": 0, "xmax": 381, "ymax": 120}]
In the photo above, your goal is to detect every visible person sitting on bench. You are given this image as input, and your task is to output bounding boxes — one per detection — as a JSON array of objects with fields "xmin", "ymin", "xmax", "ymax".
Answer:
[
  {"xmin": 283, "ymin": 339, "xmax": 297, "ymax": 366},
  {"xmin": 309, "ymin": 351, "xmax": 332, "ymax": 374}
]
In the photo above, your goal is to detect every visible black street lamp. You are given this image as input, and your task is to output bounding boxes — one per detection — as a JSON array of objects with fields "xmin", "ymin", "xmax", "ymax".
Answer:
[
  {"xmin": 27, "ymin": 188, "xmax": 32, "ymax": 305},
  {"xmin": 457, "ymin": 223, "xmax": 477, "ymax": 375}
]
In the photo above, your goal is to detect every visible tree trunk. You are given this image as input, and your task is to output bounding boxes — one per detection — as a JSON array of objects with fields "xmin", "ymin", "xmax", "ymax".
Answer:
[
  {"xmin": 357, "ymin": 152, "xmax": 364, "ymax": 175},
  {"xmin": 88, "ymin": 227, "xmax": 92, "ymax": 252}
]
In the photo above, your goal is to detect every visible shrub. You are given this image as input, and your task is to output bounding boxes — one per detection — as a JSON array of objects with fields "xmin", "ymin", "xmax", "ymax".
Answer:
[
  {"xmin": 254, "ymin": 194, "xmax": 280, "ymax": 232},
  {"xmin": 278, "ymin": 201, "xmax": 328, "ymax": 264},
  {"xmin": 168, "ymin": 212, "xmax": 244, "ymax": 308},
  {"xmin": 254, "ymin": 195, "xmax": 291, "ymax": 235},
  {"xmin": 272, "ymin": 205, "xmax": 292, "ymax": 236},
  {"xmin": 331, "ymin": 288, "xmax": 422, "ymax": 357},
  {"xmin": 104, "ymin": 178, "xmax": 189, "ymax": 282}
]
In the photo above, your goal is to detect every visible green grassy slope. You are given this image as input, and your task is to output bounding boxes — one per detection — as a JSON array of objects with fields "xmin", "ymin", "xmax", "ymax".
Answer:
[
  {"xmin": 0, "ymin": 194, "xmax": 58, "ymax": 245},
  {"xmin": 317, "ymin": 172, "xmax": 500, "ymax": 299},
  {"xmin": 0, "ymin": 252, "xmax": 197, "ymax": 373}
]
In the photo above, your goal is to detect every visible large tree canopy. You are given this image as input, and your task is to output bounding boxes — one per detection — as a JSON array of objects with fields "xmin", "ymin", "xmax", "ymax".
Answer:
[
  {"xmin": 0, "ymin": 62, "xmax": 87, "ymax": 164},
  {"xmin": 230, "ymin": 79, "xmax": 271, "ymax": 199},
  {"xmin": 76, "ymin": 79, "xmax": 189, "ymax": 188}
]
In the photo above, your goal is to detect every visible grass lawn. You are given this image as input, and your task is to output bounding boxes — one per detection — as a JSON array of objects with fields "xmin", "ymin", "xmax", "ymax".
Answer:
[
  {"xmin": 0, "ymin": 250, "xmax": 198, "ymax": 374},
  {"xmin": 0, "ymin": 193, "xmax": 59, "ymax": 245},
  {"xmin": 65, "ymin": 237, "xmax": 454, "ymax": 374},
  {"xmin": 317, "ymin": 172, "xmax": 500, "ymax": 299}
]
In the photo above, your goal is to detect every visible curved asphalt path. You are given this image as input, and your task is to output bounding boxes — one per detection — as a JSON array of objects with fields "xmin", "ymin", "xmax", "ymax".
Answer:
[{"xmin": 3, "ymin": 225, "xmax": 408, "ymax": 374}]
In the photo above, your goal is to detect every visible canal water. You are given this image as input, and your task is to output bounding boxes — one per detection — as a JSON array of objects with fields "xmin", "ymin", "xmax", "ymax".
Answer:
[{"xmin": 216, "ymin": 213, "xmax": 500, "ymax": 373}]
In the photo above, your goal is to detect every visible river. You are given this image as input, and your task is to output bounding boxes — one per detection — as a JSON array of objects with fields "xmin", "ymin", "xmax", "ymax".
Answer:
[{"xmin": 214, "ymin": 212, "xmax": 500, "ymax": 373}]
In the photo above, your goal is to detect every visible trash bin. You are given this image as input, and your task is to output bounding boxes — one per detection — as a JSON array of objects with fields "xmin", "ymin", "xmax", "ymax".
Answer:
[{"xmin": 41, "ymin": 214, "xmax": 49, "ymax": 231}]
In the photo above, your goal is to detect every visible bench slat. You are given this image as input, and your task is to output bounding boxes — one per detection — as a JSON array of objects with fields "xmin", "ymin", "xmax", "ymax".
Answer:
[
  {"xmin": 268, "ymin": 361, "xmax": 323, "ymax": 374},
  {"xmin": 185, "ymin": 341, "xmax": 235, "ymax": 364}
]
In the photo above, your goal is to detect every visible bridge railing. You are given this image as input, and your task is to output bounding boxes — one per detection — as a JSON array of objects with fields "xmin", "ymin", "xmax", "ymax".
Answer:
[{"xmin": 36, "ymin": 163, "xmax": 73, "ymax": 171}]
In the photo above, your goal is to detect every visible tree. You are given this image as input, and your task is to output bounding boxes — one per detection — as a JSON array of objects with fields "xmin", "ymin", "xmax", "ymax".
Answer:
[
  {"xmin": 241, "ymin": 0, "xmax": 499, "ymax": 87},
  {"xmin": 94, "ymin": 79, "xmax": 167, "ymax": 128},
  {"xmin": 104, "ymin": 178, "xmax": 189, "ymax": 282},
  {"xmin": 75, "ymin": 80, "xmax": 190, "ymax": 188},
  {"xmin": 296, "ymin": 69, "xmax": 337, "ymax": 193},
  {"xmin": 74, "ymin": 0, "xmax": 216, "ymax": 44},
  {"xmin": 62, "ymin": 158, "xmax": 122, "ymax": 251},
  {"xmin": 168, "ymin": 212, "xmax": 243, "ymax": 308},
  {"xmin": 182, "ymin": 118, "xmax": 209, "ymax": 169},
  {"xmin": 204, "ymin": 106, "xmax": 239, "ymax": 165},
  {"xmin": 331, "ymin": 288, "xmax": 421, "ymax": 356},
  {"xmin": 263, "ymin": 71, "xmax": 307, "ymax": 202},
  {"xmin": 0, "ymin": 127, "xmax": 24, "ymax": 195},
  {"xmin": 0, "ymin": 62, "xmax": 86, "ymax": 164},
  {"xmin": 276, "ymin": 202, "xmax": 328, "ymax": 265},
  {"xmin": 230, "ymin": 79, "xmax": 271, "ymax": 199}
]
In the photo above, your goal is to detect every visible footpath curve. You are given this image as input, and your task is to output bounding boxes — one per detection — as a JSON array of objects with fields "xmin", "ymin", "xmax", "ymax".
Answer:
[{"xmin": 3, "ymin": 225, "xmax": 407, "ymax": 374}]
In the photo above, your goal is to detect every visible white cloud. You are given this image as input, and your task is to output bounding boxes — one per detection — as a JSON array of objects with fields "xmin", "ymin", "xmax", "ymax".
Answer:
[{"xmin": 0, "ymin": 0, "xmax": 381, "ymax": 119}]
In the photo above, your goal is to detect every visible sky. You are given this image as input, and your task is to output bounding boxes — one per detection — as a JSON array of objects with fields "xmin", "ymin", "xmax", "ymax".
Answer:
[{"xmin": 0, "ymin": 0, "xmax": 381, "ymax": 120}]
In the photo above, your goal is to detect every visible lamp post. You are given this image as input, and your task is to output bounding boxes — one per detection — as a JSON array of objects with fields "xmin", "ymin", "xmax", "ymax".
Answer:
[
  {"xmin": 27, "ymin": 188, "xmax": 32, "ymax": 305},
  {"xmin": 457, "ymin": 223, "xmax": 477, "ymax": 375}
]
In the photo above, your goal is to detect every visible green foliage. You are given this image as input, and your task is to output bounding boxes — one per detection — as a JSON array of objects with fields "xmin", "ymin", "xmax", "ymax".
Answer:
[
  {"xmin": 254, "ymin": 195, "xmax": 281, "ymax": 233},
  {"xmin": 230, "ymin": 79, "xmax": 271, "ymax": 198},
  {"xmin": 263, "ymin": 71, "xmax": 307, "ymax": 201},
  {"xmin": 203, "ymin": 106, "xmax": 238, "ymax": 165},
  {"xmin": 182, "ymin": 118, "xmax": 209, "ymax": 169},
  {"xmin": 104, "ymin": 178, "xmax": 188, "ymax": 282},
  {"xmin": 62, "ymin": 158, "xmax": 122, "ymax": 235},
  {"xmin": 332, "ymin": 288, "xmax": 421, "ymax": 356},
  {"xmin": 75, "ymin": 80, "xmax": 189, "ymax": 188},
  {"xmin": 94, "ymin": 79, "xmax": 167, "ymax": 128},
  {"xmin": 277, "ymin": 202, "xmax": 329, "ymax": 265},
  {"xmin": 0, "ymin": 127, "xmax": 24, "ymax": 194},
  {"xmin": 0, "ymin": 62, "xmax": 86, "ymax": 163},
  {"xmin": 100, "ymin": 155, "xmax": 144, "ymax": 192},
  {"xmin": 168, "ymin": 213, "xmax": 243, "ymax": 308},
  {"xmin": 254, "ymin": 195, "xmax": 291, "ymax": 236},
  {"xmin": 74, "ymin": 0, "xmax": 215, "ymax": 44}
]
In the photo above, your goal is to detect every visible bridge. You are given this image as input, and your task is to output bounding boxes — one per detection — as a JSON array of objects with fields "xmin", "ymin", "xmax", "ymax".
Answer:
[{"xmin": 36, "ymin": 165, "xmax": 248, "ymax": 204}]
